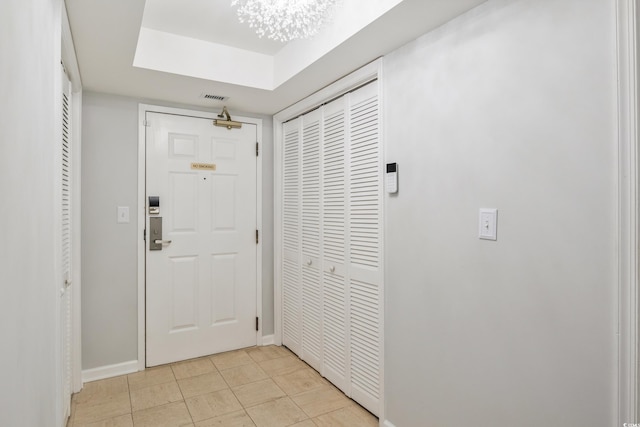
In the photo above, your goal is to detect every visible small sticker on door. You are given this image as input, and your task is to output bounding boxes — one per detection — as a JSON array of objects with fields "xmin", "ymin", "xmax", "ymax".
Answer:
[{"xmin": 190, "ymin": 162, "xmax": 216, "ymax": 171}]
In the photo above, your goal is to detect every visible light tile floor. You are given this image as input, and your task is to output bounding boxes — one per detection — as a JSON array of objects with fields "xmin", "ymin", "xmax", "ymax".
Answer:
[{"xmin": 67, "ymin": 346, "xmax": 378, "ymax": 427}]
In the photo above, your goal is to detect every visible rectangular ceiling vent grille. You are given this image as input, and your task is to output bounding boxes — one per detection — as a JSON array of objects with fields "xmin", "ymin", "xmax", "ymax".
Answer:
[{"xmin": 200, "ymin": 93, "xmax": 228, "ymax": 101}]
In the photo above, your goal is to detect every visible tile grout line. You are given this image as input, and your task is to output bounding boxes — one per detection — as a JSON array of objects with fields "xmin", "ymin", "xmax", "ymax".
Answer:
[
  {"xmin": 187, "ymin": 355, "xmax": 244, "ymax": 424},
  {"xmin": 126, "ymin": 375, "xmax": 133, "ymax": 423},
  {"xmin": 220, "ymin": 351, "xmax": 261, "ymax": 426},
  {"xmin": 170, "ymin": 362, "xmax": 194, "ymax": 426},
  {"xmin": 237, "ymin": 347, "xmax": 286, "ymax": 426},
  {"xmin": 247, "ymin": 348, "xmax": 314, "ymax": 425},
  {"xmin": 217, "ymin": 348, "xmax": 303, "ymax": 425}
]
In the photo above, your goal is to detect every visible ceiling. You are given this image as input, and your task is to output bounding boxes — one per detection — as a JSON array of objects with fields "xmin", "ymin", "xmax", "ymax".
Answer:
[
  {"xmin": 65, "ymin": 0, "xmax": 487, "ymax": 115},
  {"xmin": 141, "ymin": 0, "xmax": 284, "ymax": 55}
]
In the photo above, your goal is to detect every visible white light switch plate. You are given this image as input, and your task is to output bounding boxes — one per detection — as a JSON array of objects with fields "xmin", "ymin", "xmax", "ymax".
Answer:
[
  {"xmin": 479, "ymin": 208, "xmax": 497, "ymax": 240},
  {"xmin": 117, "ymin": 206, "xmax": 130, "ymax": 224}
]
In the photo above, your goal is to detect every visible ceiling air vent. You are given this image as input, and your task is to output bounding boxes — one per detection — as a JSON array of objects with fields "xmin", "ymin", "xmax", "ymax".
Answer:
[{"xmin": 200, "ymin": 93, "xmax": 228, "ymax": 102}]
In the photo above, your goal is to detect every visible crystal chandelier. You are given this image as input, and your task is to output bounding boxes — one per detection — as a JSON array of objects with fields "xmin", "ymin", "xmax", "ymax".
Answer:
[{"xmin": 231, "ymin": 0, "xmax": 340, "ymax": 43}]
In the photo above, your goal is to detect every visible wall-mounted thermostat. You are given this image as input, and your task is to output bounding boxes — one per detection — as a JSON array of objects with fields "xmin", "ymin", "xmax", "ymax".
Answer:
[{"xmin": 386, "ymin": 163, "xmax": 398, "ymax": 194}]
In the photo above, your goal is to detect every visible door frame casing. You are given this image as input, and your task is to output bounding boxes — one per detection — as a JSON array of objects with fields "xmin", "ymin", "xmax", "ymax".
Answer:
[
  {"xmin": 617, "ymin": 0, "xmax": 639, "ymax": 423},
  {"xmin": 137, "ymin": 104, "xmax": 263, "ymax": 371}
]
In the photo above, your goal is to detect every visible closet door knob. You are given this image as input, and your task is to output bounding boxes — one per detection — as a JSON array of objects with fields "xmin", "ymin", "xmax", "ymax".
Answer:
[
  {"xmin": 330, "ymin": 266, "xmax": 335, "ymax": 273},
  {"xmin": 306, "ymin": 259, "xmax": 312, "ymax": 266}
]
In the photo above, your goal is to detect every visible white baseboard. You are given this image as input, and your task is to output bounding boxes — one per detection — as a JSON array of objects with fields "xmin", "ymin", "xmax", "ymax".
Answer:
[
  {"xmin": 382, "ymin": 420, "xmax": 396, "ymax": 427},
  {"xmin": 82, "ymin": 360, "xmax": 140, "ymax": 383},
  {"xmin": 262, "ymin": 335, "xmax": 275, "ymax": 346}
]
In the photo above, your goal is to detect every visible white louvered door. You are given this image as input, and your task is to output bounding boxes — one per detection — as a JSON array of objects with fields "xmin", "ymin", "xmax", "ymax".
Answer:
[
  {"xmin": 279, "ymin": 79, "xmax": 382, "ymax": 417},
  {"xmin": 282, "ymin": 118, "xmax": 303, "ymax": 354},
  {"xmin": 301, "ymin": 109, "xmax": 323, "ymax": 371},
  {"xmin": 60, "ymin": 68, "xmax": 73, "ymax": 425},
  {"xmin": 348, "ymin": 82, "xmax": 382, "ymax": 415},
  {"xmin": 321, "ymin": 96, "xmax": 349, "ymax": 393}
]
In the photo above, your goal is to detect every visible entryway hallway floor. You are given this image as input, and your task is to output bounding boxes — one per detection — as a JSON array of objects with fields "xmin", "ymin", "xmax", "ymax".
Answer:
[{"xmin": 67, "ymin": 345, "xmax": 378, "ymax": 427}]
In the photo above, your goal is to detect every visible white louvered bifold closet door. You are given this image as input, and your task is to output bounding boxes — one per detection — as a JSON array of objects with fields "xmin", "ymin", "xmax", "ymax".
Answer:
[
  {"xmin": 321, "ymin": 96, "xmax": 349, "ymax": 393},
  {"xmin": 282, "ymin": 118, "xmax": 303, "ymax": 355},
  {"xmin": 301, "ymin": 109, "xmax": 323, "ymax": 371},
  {"xmin": 348, "ymin": 81, "xmax": 382, "ymax": 415},
  {"xmin": 60, "ymin": 69, "xmax": 73, "ymax": 424},
  {"xmin": 279, "ymin": 79, "xmax": 382, "ymax": 417}
]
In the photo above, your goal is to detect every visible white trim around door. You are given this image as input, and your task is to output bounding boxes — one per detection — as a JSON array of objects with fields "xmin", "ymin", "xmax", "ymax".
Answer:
[
  {"xmin": 137, "ymin": 104, "xmax": 263, "ymax": 372},
  {"xmin": 617, "ymin": 0, "xmax": 639, "ymax": 424}
]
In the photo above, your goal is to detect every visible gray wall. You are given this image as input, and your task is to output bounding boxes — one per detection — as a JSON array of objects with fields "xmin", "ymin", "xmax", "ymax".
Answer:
[
  {"xmin": 81, "ymin": 93, "xmax": 139, "ymax": 368},
  {"xmin": 81, "ymin": 92, "xmax": 274, "ymax": 370},
  {"xmin": 383, "ymin": 0, "xmax": 618, "ymax": 426}
]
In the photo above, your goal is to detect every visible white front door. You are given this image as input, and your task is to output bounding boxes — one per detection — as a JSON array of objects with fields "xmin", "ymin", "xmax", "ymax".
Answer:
[{"xmin": 146, "ymin": 112, "xmax": 257, "ymax": 367}]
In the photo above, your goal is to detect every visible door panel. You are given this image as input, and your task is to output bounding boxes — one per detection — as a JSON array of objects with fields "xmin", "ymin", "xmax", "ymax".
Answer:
[
  {"xmin": 282, "ymin": 118, "xmax": 302, "ymax": 355},
  {"xmin": 301, "ymin": 109, "xmax": 323, "ymax": 371},
  {"xmin": 211, "ymin": 254, "xmax": 238, "ymax": 323},
  {"xmin": 321, "ymin": 97, "xmax": 349, "ymax": 393},
  {"xmin": 169, "ymin": 172, "xmax": 198, "ymax": 231},
  {"xmin": 348, "ymin": 82, "xmax": 382, "ymax": 415},
  {"xmin": 60, "ymin": 68, "xmax": 73, "ymax": 425},
  {"xmin": 146, "ymin": 112, "xmax": 257, "ymax": 367},
  {"xmin": 212, "ymin": 175, "xmax": 237, "ymax": 229},
  {"xmin": 169, "ymin": 256, "xmax": 198, "ymax": 331}
]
